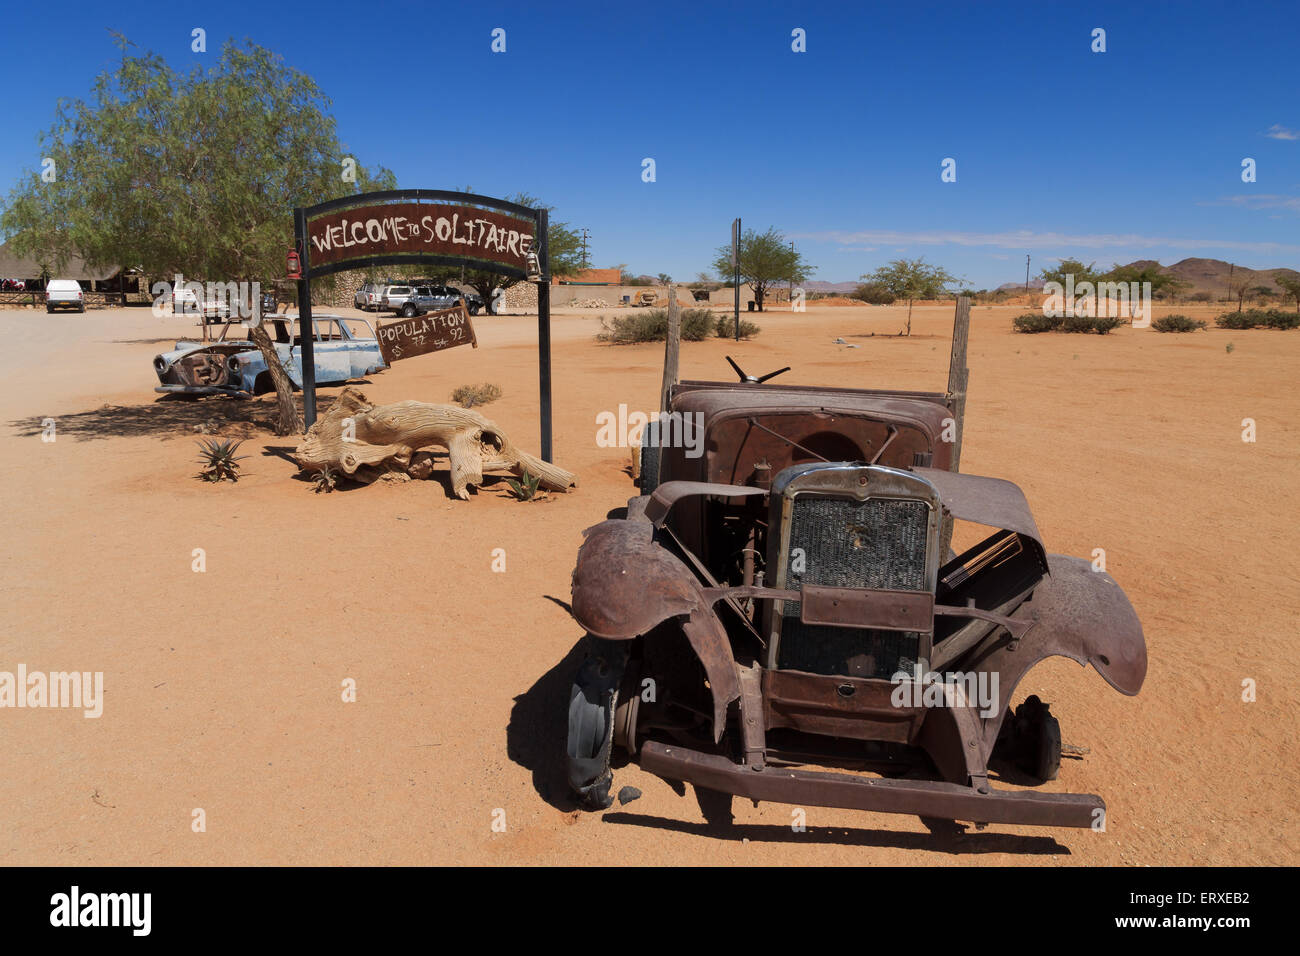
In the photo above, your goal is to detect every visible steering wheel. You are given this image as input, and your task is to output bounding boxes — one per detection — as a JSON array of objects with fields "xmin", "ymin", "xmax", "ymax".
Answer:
[{"xmin": 726, "ymin": 355, "xmax": 791, "ymax": 384}]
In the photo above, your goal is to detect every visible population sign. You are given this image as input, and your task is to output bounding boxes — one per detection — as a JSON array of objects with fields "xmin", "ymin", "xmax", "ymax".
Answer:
[{"xmin": 376, "ymin": 303, "xmax": 477, "ymax": 364}]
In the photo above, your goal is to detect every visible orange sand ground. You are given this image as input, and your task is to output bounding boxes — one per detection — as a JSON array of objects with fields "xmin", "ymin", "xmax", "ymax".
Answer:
[{"xmin": 1, "ymin": 302, "xmax": 1296, "ymax": 865}]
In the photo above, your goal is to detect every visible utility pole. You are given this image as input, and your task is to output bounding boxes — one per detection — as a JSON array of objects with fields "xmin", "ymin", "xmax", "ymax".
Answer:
[
  {"xmin": 790, "ymin": 240, "xmax": 796, "ymax": 306},
  {"xmin": 1025, "ymin": 254, "xmax": 1031, "ymax": 295},
  {"xmin": 579, "ymin": 228, "xmax": 590, "ymax": 271}
]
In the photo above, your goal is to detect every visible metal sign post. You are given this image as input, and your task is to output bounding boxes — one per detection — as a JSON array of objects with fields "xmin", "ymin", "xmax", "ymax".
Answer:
[
  {"xmin": 536, "ymin": 208, "xmax": 552, "ymax": 462},
  {"xmin": 292, "ymin": 206, "xmax": 317, "ymax": 428},
  {"xmin": 732, "ymin": 217, "xmax": 741, "ymax": 342}
]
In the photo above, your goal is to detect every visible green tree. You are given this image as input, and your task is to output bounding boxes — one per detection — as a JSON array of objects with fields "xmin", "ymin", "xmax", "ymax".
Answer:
[
  {"xmin": 1275, "ymin": 273, "xmax": 1300, "ymax": 311},
  {"xmin": 862, "ymin": 258, "xmax": 959, "ymax": 335},
  {"xmin": 1038, "ymin": 258, "xmax": 1102, "ymax": 288},
  {"xmin": 1103, "ymin": 262, "xmax": 1189, "ymax": 299},
  {"xmin": 711, "ymin": 227, "xmax": 812, "ymax": 312},
  {"xmin": 656, "ymin": 273, "xmax": 673, "ymax": 287},
  {"xmin": 455, "ymin": 191, "xmax": 582, "ymax": 314},
  {"xmin": 0, "ymin": 35, "xmax": 394, "ymax": 434}
]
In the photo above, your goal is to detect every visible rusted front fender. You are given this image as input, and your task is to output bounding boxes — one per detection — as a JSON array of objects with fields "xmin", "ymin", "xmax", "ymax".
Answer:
[
  {"xmin": 570, "ymin": 518, "xmax": 739, "ymax": 740},
  {"xmin": 967, "ymin": 554, "xmax": 1147, "ymax": 751}
]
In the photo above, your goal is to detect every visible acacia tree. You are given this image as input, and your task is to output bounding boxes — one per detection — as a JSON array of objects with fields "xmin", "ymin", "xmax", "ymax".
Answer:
[
  {"xmin": 712, "ymin": 227, "xmax": 812, "ymax": 312},
  {"xmin": 864, "ymin": 258, "xmax": 958, "ymax": 335},
  {"xmin": 1038, "ymin": 258, "xmax": 1101, "ymax": 288},
  {"xmin": 450, "ymin": 190, "xmax": 581, "ymax": 314},
  {"xmin": 0, "ymin": 35, "xmax": 394, "ymax": 434},
  {"xmin": 1103, "ymin": 262, "xmax": 1189, "ymax": 300},
  {"xmin": 1275, "ymin": 273, "xmax": 1300, "ymax": 311}
]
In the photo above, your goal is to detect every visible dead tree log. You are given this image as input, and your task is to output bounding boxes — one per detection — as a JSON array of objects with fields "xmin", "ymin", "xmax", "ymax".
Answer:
[{"xmin": 294, "ymin": 387, "xmax": 577, "ymax": 499}]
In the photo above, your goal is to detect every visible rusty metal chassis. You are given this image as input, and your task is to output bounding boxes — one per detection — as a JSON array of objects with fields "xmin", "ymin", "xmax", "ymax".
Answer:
[{"xmin": 570, "ymin": 475, "xmax": 1146, "ymax": 829}]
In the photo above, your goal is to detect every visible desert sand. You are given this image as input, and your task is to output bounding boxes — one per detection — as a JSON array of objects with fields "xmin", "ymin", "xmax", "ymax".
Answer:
[{"xmin": 1, "ymin": 301, "xmax": 1296, "ymax": 865}]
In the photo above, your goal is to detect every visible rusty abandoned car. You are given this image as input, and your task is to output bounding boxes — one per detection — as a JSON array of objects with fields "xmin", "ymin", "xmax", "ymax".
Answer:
[
  {"xmin": 153, "ymin": 314, "xmax": 387, "ymax": 397},
  {"xmin": 566, "ymin": 345, "xmax": 1147, "ymax": 830}
]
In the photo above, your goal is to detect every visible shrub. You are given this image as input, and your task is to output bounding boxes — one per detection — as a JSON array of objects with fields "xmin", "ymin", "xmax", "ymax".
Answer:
[
  {"xmin": 1151, "ymin": 314, "xmax": 1207, "ymax": 333},
  {"xmin": 1012, "ymin": 312, "xmax": 1060, "ymax": 333},
  {"xmin": 452, "ymin": 383, "xmax": 503, "ymax": 407},
  {"xmin": 1088, "ymin": 316, "xmax": 1126, "ymax": 334},
  {"xmin": 852, "ymin": 282, "xmax": 896, "ymax": 305},
  {"xmin": 714, "ymin": 316, "xmax": 761, "ymax": 340},
  {"xmin": 1212, "ymin": 308, "xmax": 1300, "ymax": 330},
  {"xmin": 1262, "ymin": 309, "xmax": 1300, "ymax": 330},
  {"xmin": 1061, "ymin": 313, "xmax": 1097, "ymax": 334},
  {"xmin": 595, "ymin": 308, "xmax": 713, "ymax": 344},
  {"xmin": 1215, "ymin": 310, "xmax": 1259, "ymax": 329},
  {"xmin": 1013, "ymin": 312, "xmax": 1124, "ymax": 334}
]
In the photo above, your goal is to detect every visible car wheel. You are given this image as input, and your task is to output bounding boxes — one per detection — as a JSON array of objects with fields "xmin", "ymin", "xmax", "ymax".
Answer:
[
  {"xmin": 78, "ymin": 304, "xmax": 86, "ymax": 313},
  {"xmin": 1010, "ymin": 694, "xmax": 1062, "ymax": 783},
  {"xmin": 567, "ymin": 635, "xmax": 629, "ymax": 810},
  {"xmin": 401, "ymin": 303, "xmax": 417, "ymax": 318},
  {"xmin": 639, "ymin": 421, "xmax": 663, "ymax": 492},
  {"xmin": 45, "ymin": 306, "xmax": 54, "ymax": 314}
]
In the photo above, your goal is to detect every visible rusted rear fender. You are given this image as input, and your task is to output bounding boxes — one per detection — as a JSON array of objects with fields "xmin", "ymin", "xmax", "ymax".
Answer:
[{"xmin": 570, "ymin": 518, "xmax": 739, "ymax": 740}]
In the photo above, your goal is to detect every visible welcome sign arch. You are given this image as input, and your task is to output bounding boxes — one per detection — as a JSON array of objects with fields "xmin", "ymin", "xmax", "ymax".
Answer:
[{"xmin": 291, "ymin": 189, "xmax": 553, "ymax": 461}]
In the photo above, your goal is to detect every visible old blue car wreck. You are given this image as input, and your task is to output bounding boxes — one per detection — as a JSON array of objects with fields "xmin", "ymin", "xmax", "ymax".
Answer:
[{"xmin": 153, "ymin": 314, "xmax": 388, "ymax": 396}]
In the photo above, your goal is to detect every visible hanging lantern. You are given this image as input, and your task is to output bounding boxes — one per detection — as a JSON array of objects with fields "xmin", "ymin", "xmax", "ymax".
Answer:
[{"xmin": 286, "ymin": 246, "xmax": 303, "ymax": 280}]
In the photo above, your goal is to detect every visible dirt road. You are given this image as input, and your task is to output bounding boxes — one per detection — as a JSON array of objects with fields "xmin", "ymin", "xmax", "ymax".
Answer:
[{"xmin": 1, "ymin": 302, "xmax": 1295, "ymax": 864}]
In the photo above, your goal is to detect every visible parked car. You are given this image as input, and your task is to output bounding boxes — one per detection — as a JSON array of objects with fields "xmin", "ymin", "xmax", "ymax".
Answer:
[
  {"xmin": 153, "ymin": 315, "xmax": 387, "ymax": 396},
  {"xmin": 378, "ymin": 285, "xmax": 415, "ymax": 313},
  {"xmin": 354, "ymin": 281, "xmax": 384, "ymax": 311},
  {"xmin": 45, "ymin": 279, "xmax": 85, "ymax": 314},
  {"xmin": 460, "ymin": 290, "xmax": 484, "ymax": 316},
  {"xmin": 171, "ymin": 286, "xmax": 231, "ymax": 324},
  {"xmin": 395, "ymin": 285, "xmax": 470, "ymax": 318},
  {"xmin": 563, "ymin": 354, "xmax": 1147, "ymax": 830}
]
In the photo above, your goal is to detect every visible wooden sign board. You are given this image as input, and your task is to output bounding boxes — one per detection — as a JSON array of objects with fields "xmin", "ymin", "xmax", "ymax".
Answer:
[
  {"xmin": 306, "ymin": 203, "xmax": 535, "ymax": 274},
  {"xmin": 376, "ymin": 304, "xmax": 477, "ymax": 364}
]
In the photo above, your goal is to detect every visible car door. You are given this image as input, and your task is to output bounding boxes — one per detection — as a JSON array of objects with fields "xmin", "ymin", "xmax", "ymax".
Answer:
[{"xmin": 288, "ymin": 318, "xmax": 352, "ymax": 383}]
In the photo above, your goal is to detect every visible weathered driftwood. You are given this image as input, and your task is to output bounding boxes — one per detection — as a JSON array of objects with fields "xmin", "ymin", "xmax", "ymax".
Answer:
[{"xmin": 294, "ymin": 387, "xmax": 576, "ymax": 499}]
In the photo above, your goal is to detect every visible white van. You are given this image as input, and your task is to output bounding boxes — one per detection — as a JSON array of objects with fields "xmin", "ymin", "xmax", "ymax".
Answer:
[{"xmin": 45, "ymin": 279, "xmax": 85, "ymax": 314}]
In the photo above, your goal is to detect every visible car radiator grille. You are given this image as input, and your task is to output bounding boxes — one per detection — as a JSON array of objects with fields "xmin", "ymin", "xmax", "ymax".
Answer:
[{"xmin": 777, "ymin": 496, "xmax": 928, "ymax": 679}]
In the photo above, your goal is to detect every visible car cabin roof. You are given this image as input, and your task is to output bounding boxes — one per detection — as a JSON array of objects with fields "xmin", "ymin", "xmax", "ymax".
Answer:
[{"xmin": 670, "ymin": 380, "xmax": 951, "ymax": 427}]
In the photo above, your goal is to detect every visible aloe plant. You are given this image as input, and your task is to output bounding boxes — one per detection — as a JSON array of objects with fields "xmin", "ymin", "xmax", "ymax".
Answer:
[
  {"xmin": 195, "ymin": 439, "xmax": 248, "ymax": 482},
  {"xmin": 503, "ymin": 470, "xmax": 543, "ymax": 501},
  {"xmin": 312, "ymin": 466, "xmax": 338, "ymax": 494}
]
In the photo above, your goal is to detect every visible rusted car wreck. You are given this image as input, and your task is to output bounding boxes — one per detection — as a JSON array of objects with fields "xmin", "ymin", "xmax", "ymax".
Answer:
[{"xmin": 566, "ymin": 338, "xmax": 1146, "ymax": 830}]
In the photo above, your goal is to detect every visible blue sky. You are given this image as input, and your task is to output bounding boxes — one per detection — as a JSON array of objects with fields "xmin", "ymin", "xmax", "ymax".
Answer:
[{"xmin": 2, "ymin": 0, "xmax": 1297, "ymax": 287}]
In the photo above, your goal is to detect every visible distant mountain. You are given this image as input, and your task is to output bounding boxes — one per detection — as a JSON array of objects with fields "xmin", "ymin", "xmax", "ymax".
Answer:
[
  {"xmin": 801, "ymin": 280, "xmax": 862, "ymax": 293},
  {"xmin": 1004, "ymin": 258, "xmax": 1300, "ymax": 297}
]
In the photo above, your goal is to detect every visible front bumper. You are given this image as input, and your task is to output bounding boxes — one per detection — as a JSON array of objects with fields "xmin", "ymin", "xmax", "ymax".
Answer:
[
  {"xmin": 155, "ymin": 384, "xmax": 249, "ymax": 397},
  {"xmin": 639, "ymin": 741, "xmax": 1104, "ymax": 829}
]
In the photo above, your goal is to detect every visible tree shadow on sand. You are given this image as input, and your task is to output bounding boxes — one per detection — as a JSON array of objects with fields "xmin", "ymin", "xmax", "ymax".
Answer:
[{"xmin": 8, "ymin": 394, "xmax": 340, "ymax": 442}]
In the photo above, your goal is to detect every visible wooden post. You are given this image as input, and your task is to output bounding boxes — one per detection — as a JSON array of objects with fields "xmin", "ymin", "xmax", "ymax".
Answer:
[
  {"xmin": 660, "ymin": 287, "xmax": 681, "ymax": 413},
  {"xmin": 940, "ymin": 296, "xmax": 971, "ymax": 559},
  {"xmin": 946, "ymin": 295, "xmax": 970, "ymax": 473}
]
